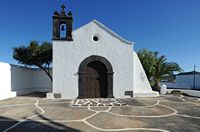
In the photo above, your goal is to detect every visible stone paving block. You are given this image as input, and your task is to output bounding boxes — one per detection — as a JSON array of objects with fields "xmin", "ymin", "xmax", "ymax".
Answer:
[{"xmin": 2, "ymin": 94, "xmax": 200, "ymax": 132}]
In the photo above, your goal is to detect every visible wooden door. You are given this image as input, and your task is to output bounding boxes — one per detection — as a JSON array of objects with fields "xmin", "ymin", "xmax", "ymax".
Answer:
[
  {"xmin": 85, "ymin": 66, "xmax": 100, "ymax": 98},
  {"xmin": 84, "ymin": 61, "xmax": 107, "ymax": 98}
]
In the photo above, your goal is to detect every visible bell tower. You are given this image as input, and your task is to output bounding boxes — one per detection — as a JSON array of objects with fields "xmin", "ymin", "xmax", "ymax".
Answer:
[{"xmin": 52, "ymin": 4, "xmax": 73, "ymax": 41}]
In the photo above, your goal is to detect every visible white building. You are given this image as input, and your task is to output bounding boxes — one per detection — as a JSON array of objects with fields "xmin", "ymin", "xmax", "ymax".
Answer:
[
  {"xmin": 161, "ymin": 71, "xmax": 200, "ymax": 90},
  {"xmin": 50, "ymin": 6, "xmax": 158, "ymax": 99},
  {"xmin": 0, "ymin": 5, "xmax": 158, "ymax": 100}
]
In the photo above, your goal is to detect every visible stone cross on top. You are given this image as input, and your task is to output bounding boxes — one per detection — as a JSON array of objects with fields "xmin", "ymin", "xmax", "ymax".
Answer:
[
  {"xmin": 52, "ymin": 4, "xmax": 73, "ymax": 41},
  {"xmin": 61, "ymin": 4, "xmax": 66, "ymax": 12}
]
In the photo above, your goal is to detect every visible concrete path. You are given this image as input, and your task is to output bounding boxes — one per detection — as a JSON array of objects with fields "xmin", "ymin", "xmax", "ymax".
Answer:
[{"xmin": 0, "ymin": 94, "xmax": 200, "ymax": 132}]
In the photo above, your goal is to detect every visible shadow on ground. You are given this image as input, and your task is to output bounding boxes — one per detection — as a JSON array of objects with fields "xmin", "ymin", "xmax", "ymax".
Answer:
[
  {"xmin": 0, "ymin": 115, "xmax": 81, "ymax": 132},
  {"xmin": 19, "ymin": 92, "xmax": 47, "ymax": 98}
]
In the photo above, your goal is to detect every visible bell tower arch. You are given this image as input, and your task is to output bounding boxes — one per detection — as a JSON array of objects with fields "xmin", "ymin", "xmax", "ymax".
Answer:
[{"xmin": 52, "ymin": 4, "xmax": 73, "ymax": 41}]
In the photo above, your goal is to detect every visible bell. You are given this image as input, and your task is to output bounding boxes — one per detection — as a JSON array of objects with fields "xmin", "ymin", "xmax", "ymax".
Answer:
[{"xmin": 61, "ymin": 25, "xmax": 65, "ymax": 31}]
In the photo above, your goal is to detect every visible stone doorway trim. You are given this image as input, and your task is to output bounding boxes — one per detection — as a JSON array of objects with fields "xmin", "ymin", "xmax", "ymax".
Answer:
[{"xmin": 78, "ymin": 55, "xmax": 114, "ymax": 98}]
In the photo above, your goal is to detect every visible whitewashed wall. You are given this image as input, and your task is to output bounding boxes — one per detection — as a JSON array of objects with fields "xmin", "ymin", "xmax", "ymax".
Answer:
[
  {"xmin": 0, "ymin": 20, "xmax": 158, "ymax": 100},
  {"xmin": 0, "ymin": 62, "xmax": 52, "ymax": 100},
  {"xmin": 161, "ymin": 75, "xmax": 200, "ymax": 90},
  {"xmin": 32, "ymin": 69, "xmax": 52, "ymax": 92},
  {"xmin": 53, "ymin": 20, "xmax": 134, "ymax": 98},
  {"xmin": 0, "ymin": 62, "xmax": 16, "ymax": 100},
  {"xmin": 133, "ymin": 52, "xmax": 158, "ymax": 97},
  {"xmin": 10, "ymin": 65, "xmax": 33, "ymax": 95},
  {"xmin": 53, "ymin": 20, "xmax": 158, "ymax": 99}
]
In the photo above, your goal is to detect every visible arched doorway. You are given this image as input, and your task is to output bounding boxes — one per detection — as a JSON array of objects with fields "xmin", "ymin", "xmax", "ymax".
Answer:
[
  {"xmin": 85, "ymin": 61, "xmax": 107, "ymax": 98},
  {"xmin": 78, "ymin": 55, "xmax": 114, "ymax": 98}
]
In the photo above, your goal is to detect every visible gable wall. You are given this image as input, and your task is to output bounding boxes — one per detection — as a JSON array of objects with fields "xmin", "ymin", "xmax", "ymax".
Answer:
[{"xmin": 53, "ymin": 22, "xmax": 134, "ymax": 98}]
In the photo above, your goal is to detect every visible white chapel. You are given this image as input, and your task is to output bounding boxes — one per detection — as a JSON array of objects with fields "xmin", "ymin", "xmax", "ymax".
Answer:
[
  {"xmin": 51, "ymin": 5, "xmax": 158, "ymax": 98},
  {"xmin": 0, "ymin": 5, "xmax": 158, "ymax": 100}
]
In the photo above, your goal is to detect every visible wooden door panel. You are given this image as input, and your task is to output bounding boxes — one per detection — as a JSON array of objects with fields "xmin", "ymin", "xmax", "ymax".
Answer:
[
  {"xmin": 85, "ymin": 66, "xmax": 100, "ymax": 98},
  {"xmin": 84, "ymin": 61, "xmax": 107, "ymax": 98}
]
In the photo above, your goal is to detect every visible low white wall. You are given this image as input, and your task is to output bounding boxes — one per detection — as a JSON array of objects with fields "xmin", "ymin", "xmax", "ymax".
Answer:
[
  {"xmin": 160, "ymin": 75, "xmax": 200, "ymax": 90},
  {"xmin": 176, "ymin": 75, "xmax": 200, "ymax": 89},
  {"xmin": 0, "ymin": 62, "xmax": 52, "ymax": 100},
  {"xmin": 32, "ymin": 69, "xmax": 52, "ymax": 92},
  {"xmin": 0, "ymin": 62, "xmax": 16, "ymax": 100},
  {"xmin": 11, "ymin": 65, "xmax": 33, "ymax": 95}
]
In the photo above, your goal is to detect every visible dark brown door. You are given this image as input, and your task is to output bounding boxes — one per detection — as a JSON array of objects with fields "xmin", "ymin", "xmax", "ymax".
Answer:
[{"xmin": 84, "ymin": 61, "xmax": 107, "ymax": 98}]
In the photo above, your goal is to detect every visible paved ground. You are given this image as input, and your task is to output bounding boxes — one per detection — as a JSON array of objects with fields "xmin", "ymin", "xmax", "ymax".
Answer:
[
  {"xmin": 173, "ymin": 89, "xmax": 200, "ymax": 98},
  {"xmin": 0, "ymin": 93, "xmax": 200, "ymax": 132}
]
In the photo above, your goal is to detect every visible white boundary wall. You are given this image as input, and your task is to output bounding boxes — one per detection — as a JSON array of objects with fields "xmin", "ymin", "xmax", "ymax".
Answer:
[
  {"xmin": 160, "ymin": 75, "xmax": 200, "ymax": 90},
  {"xmin": 0, "ymin": 62, "xmax": 52, "ymax": 100},
  {"xmin": 0, "ymin": 62, "xmax": 16, "ymax": 100}
]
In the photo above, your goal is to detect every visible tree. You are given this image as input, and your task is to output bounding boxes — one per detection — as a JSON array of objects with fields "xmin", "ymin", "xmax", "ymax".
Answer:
[
  {"xmin": 13, "ymin": 41, "xmax": 52, "ymax": 82},
  {"xmin": 137, "ymin": 49, "xmax": 158, "ymax": 83},
  {"xmin": 153, "ymin": 55, "xmax": 182, "ymax": 91},
  {"xmin": 137, "ymin": 49, "xmax": 182, "ymax": 91}
]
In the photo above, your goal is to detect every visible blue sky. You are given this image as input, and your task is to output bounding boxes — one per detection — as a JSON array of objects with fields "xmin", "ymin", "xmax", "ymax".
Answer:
[{"xmin": 0, "ymin": 0, "xmax": 200, "ymax": 71}]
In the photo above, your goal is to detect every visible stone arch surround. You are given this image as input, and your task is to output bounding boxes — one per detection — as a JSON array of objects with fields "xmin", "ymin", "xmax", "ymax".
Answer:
[{"xmin": 78, "ymin": 55, "xmax": 114, "ymax": 98}]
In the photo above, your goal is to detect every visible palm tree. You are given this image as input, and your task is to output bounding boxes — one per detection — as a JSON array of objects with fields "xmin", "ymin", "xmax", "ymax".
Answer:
[
  {"xmin": 137, "ymin": 49, "xmax": 182, "ymax": 92},
  {"xmin": 153, "ymin": 55, "xmax": 182, "ymax": 91},
  {"xmin": 137, "ymin": 49, "xmax": 158, "ymax": 84}
]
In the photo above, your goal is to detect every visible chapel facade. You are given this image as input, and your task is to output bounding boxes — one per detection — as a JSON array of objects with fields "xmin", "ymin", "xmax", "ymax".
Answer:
[{"xmin": 51, "ymin": 5, "xmax": 158, "ymax": 99}]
